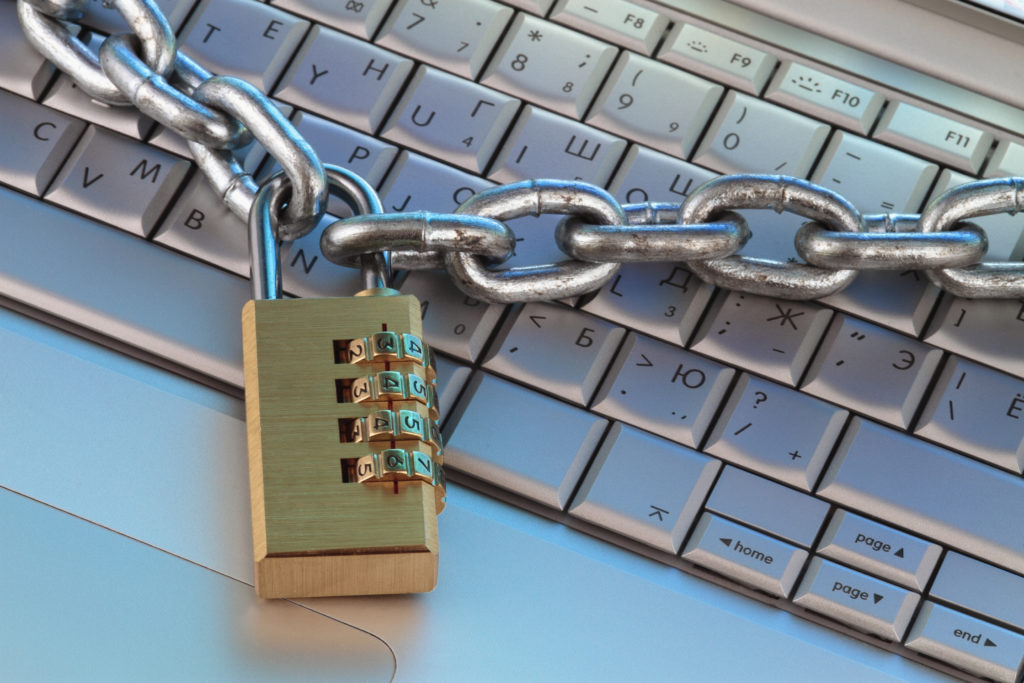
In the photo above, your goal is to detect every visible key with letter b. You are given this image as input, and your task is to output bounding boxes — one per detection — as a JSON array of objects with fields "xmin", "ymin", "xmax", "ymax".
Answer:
[{"xmin": 242, "ymin": 167, "xmax": 444, "ymax": 599}]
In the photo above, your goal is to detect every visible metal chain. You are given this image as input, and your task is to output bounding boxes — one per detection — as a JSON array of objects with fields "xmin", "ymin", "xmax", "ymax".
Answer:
[{"xmin": 18, "ymin": 0, "xmax": 1024, "ymax": 302}]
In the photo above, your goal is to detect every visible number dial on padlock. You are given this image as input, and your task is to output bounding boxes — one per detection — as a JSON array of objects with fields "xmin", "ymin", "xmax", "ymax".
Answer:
[{"xmin": 242, "ymin": 292, "xmax": 444, "ymax": 599}]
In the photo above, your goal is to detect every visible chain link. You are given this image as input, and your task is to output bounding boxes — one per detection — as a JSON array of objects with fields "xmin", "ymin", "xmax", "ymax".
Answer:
[{"xmin": 19, "ymin": 0, "xmax": 1024, "ymax": 303}]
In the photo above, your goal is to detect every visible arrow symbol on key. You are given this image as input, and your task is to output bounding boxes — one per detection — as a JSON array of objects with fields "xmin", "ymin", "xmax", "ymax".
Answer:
[
  {"xmin": 873, "ymin": 594, "xmax": 884, "ymax": 604},
  {"xmin": 636, "ymin": 353, "xmax": 653, "ymax": 367},
  {"xmin": 894, "ymin": 547, "xmax": 904, "ymax": 558},
  {"xmin": 529, "ymin": 315, "xmax": 546, "ymax": 327},
  {"xmin": 985, "ymin": 638, "xmax": 997, "ymax": 647},
  {"xmin": 719, "ymin": 537, "xmax": 733, "ymax": 548},
  {"xmin": 648, "ymin": 505, "xmax": 668, "ymax": 521}
]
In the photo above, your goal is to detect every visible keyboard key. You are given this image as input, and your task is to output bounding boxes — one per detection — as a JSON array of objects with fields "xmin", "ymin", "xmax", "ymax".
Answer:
[
  {"xmin": 433, "ymin": 354, "xmax": 472, "ymax": 419},
  {"xmin": 819, "ymin": 271, "xmax": 940, "ymax": 338},
  {"xmin": 480, "ymin": 13, "xmax": 617, "ymax": 119},
  {"xmin": 502, "ymin": 0, "xmax": 556, "ymax": 13},
  {"xmin": 275, "ymin": 25, "xmax": 415, "ymax": 134},
  {"xmin": 705, "ymin": 466, "xmax": 829, "ymax": 548},
  {"xmin": 800, "ymin": 314, "xmax": 942, "ymax": 429},
  {"xmin": 915, "ymin": 355, "xmax": 1024, "ymax": 473},
  {"xmin": 873, "ymin": 101, "xmax": 994, "ymax": 173},
  {"xmin": 987, "ymin": 138, "xmax": 1024, "ymax": 176},
  {"xmin": 692, "ymin": 91, "xmax": 830, "ymax": 176},
  {"xmin": 180, "ymin": 0, "xmax": 309, "ymax": 92},
  {"xmin": 818, "ymin": 417, "xmax": 1024, "ymax": 575},
  {"xmin": 80, "ymin": 0, "xmax": 192, "ymax": 33},
  {"xmin": 703, "ymin": 373, "xmax": 847, "ymax": 491},
  {"xmin": 399, "ymin": 270, "xmax": 506, "ymax": 362},
  {"xmin": 906, "ymin": 602, "xmax": 1024, "ymax": 683},
  {"xmin": 444, "ymin": 372, "xmax": 608, "ymax": 508},
  {"xmin": 793, "ymin": 557, "xmax": 919, "ymax": 641},
  {"xmin": 570, "ymin": 423, "xmax": 720, "ymax": 553},
  {"xmin": 607, "ymin": 144, "xmax": 717, "ymax": 206},
  {"xmin": 380, "ymin": 66, "xmax": 519, "ymax": 173},
  {"xmin": 925, "ymin": 296, "xmax": 1024, "ymax": 379},
  {"xmin": 659, "ymin": 23, "xmax": 776, "ymax": 95},
  {"xmin": 681, "ymin": 513, "xmax": 808, "ymax": 598},
  {"xmin": 375, "ymin": 0, "xmax": 513, "ymax": 79},
  {"xmin": 289, "ymin": 111, "xmax": 399, "ymax": 188},
  {"xmin": 0, "ymin": 1, "xmax": 67, "ymax": 100},
  {"xmin": 47, "ymin": 126, "xmax": 190, "ymax": 238},
  {"xmin": 581, "ymin": 263, "xmax": 715, "ymax": 345},
  {"xmin": 489, "ymin": 105, "xmax": 627, "ymax": 185},
  {"xmin": 588, "ymin": 50, "xmax": 723, "ymax": 156},
  {"xmin": 379, "ymin": 151, "xmax": 494, "ymax": 213},
  {"xmin": 764, "ymin": 61, "xmax": 884, "ymax": 134},
  {"xmin": 483, "ymin": 302, "xmax": 625, "ymax": 405},
  {"xmin": 591, "ymin": 332, "xmax": 733, "ymax": 448},
  {"xmin": 690, "ymin": 290, "xmax": 833, "ymax": 387},
  {"xmin": 270, "ymin": 0, "xmax": 393, "ymax": 40},
  {"xmin": 153, "ymin": 174, "xmax": 250, "ymax": 277},
  {"xmin": 930, "ymin": 552, "xmax": 1024, "ymax": 632},
  {"xmin": 0, "ymin": 90, "xmax": 86, "ymax": 196},
  {"xmin": 550, "ymin": 0, "xmax": 669, "ymax": 56},
  {"xmin": 279, "ymin": 214, "xmax": 365, "ymax": 298},
  {"xmin": 816, "ymin": 510, "xmax": 941, "ymax": 590},
  {"xmin": 0, "ymin": 185, "xmax": 249, "ymax": 387}
]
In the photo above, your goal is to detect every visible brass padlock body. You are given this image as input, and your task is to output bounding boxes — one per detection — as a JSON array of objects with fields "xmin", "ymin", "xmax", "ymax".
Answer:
[{"xmin": 242, "ymin": 295, "xmax": 438, "ymax": 598}]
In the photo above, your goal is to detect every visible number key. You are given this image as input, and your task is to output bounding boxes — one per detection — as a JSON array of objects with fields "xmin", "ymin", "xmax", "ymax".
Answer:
[
  {"xmin": 801, "ymin": 314, "xmax": 942, "ymax": 428},
  {"xmin": 480, "ymin": 13, "xmax": 617, "ymax": 119}
]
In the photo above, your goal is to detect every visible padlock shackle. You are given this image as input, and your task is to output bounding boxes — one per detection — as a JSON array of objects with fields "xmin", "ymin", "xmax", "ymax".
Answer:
[{"xmin": 248, "ymin": 165, "xmax": 389, "ymax": 300}]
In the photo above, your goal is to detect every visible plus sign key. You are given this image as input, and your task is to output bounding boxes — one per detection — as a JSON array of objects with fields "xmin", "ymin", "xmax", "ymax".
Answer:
[
  {"xmin": 690, "ymin": 290, "xmax": 833, "ymax": 386},
  {"xmin": 801, "ymin": 314, "xmax": 942, "ymax": 428},
  {"xmin": 704, "ymin": 373, "xmax": 848, "ymax": 490}
]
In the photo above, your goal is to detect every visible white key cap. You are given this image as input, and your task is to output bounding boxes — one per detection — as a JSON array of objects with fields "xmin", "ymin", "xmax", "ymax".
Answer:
[
  {"xmin": 818, "ymin": 417, "xmax": 1024, "ymax": 575},
  {"xmin": 692, "ymin": 91, "xmax": 830, "ymax": 176},
  {"xmin": 375, "ymin": 0, "xmax": 513, "ymax": 79},
  {"xmin": 690, "ymin": 290, "xmax": 833, "ymax": 387},
  {"xmin": 179, "ymin": 0, "xmax": 309, "ymax": 92},
  {"xmin": 46, "ymin": 126, "xmax": 190, "ymax": 238},
  {"xmin": 379, "ymin": 151, "xmax": 493, "ymax": 215},
  {"xmin": 275, "ymin": 25, "xmax": 415, "ymax": 134},
  {"xmin": 489, "ymin": 105, "xmax": 627, "ymax": 185},
  {"xmin": 570, "ymin": 422, "xmax": 720, "ymax": 553},
  {"xmin": 587, "ymin": 52, "xmax": 721, "ymax": 158},
  {"xmin": 581, "ymin": 263, "xmax": 714, "ymax": 345},
  {"xmin": 681, "ymin": 513, "xmax": 808, "ymax": 598},
  {"xmin": 906, "ymin": 602, "xmax": 1024, "ymax": 683},
  {"xmin": 0, "ymin": 1, "xmax": 69, "ymax": 99},
  {"xmin": 987, "ymin": 138, "xmax": 1024, "ymax": 176},
  {"xmin": 924, "ymin": 296, "xmax": 1024, "ymax": 379},
  {"xmin": 764, "ymin": 61, "xmax": 884, "ymax": 134},
  {"xmin": 444, "ymin": 372, "xmax": 608, "ymax": 508},
  {"xmin": 0, "ymin": 90, "xmax": 86, "ymax": 196},
  {"xmin": 80, "ymin": 0, "xmax": 192, "ymax": 33},
  {"xmin": 873, "ymin": 101, "xmax": 994, "ymax": 173},
  {"xmin": 279, "ymin": 214, "xmax": 365, "ymax": 298},
  {"xmin": 153, "ymin": 174, "xmax": 251, "ymax": 277},
  {"xmin": 659, "ymin": 23, "xmax": 776, "ymax": 95},
  {"xmin": 800, "ymin": 314, "xmax": 942, "ymax": 429},
  {"xmin": 550, "ymin": 0, "xmax": 669, "ymax": 55},
  {"xmin": 591, "ymin": 332, "xmax": 733, "ymax": 448},
  {"xmin": 931, "ymin": 552, "xmax": 1024, "ymax": 631},
  {"xmin": 44, "ymin": 68, "xmax": 154, "ymax": 140},
  {"xmin": 380, "ymin": 65, "xmax": 519, "ymax": 173},
  {"xmin": 501, "ymin": 0, "xmax": 555, "ymax": 13},
  {"xmin": 930, "ymin": 169, "xmax": 1024, "ymax": 261},
  {"xmin": 289, "ymin": 111, "xmax": 399, "ymax": 187},
  {"xmin": 480, "ymin": 13, "xmax": 617, "ymax": 119},
  {"xmin": 819, "ymin": 270, "xmax": 940, "ymax": 339},
  {"xmin": 607, "ymin": 145, "xmax": 717, "ymax": 206},
  {"xmin": 483, "ymin": 302, "xmax": 625, "ymax": 405},
  {"xmin": 705, "ymin": 466, "xmax": 829, "ymax": 547},
  {"xmin": 270, "ymin": 0, "xmax": 393, "ymax": 40},
  {"xmin": 703, "ymin": 373, "xmax": 847, "ymax": 491},
  {"xmin": 793, "ymin": 557, "xmax": 919, "ymax": 641},
  {"xmin": 817, "ymin": 510, "xmax": 941, "ymax": 591},
  {"xmin": 399, "ymin": 270, "xmax": 505, "ymax": 362},
  {"xmin": 810, "ymin": 131, "xmax": 937, "ymax": 214},
  {"xmin": 0, "ymin": 185, "xmax": 249, "ymax": 387},
  {"xmin": 915, "ymin": 355, "xmax": 1024, "ymax": 473}
]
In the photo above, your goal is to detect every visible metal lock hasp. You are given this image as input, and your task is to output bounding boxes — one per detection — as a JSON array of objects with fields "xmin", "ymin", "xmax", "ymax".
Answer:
[{"xmin": 241, "ymin": 166, "xmax": 444, "ymax": 599}]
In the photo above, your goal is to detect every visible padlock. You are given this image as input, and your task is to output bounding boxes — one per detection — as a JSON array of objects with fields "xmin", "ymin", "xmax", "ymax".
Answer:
[{"xmin": 241, "ymin": 166, "xmax": 444, "ymax": 599}]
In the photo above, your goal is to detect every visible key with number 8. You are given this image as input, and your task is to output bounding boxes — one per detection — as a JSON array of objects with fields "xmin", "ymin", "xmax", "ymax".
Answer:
[{"xmin": 241, "ymin": 166, "xmax": 444, "ymax": 599}]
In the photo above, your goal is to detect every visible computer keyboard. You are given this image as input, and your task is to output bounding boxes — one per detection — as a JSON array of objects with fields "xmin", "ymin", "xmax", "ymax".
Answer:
[{"xmin": 4, "ymin": 0, "xmax": 1024, "ymax": 680}]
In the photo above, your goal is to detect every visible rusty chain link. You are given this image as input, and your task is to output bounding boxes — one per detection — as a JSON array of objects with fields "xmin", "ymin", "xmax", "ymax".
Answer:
[{"xmin": 18, "ymin": 0, "xmax": 1024, "ymax": 302}]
